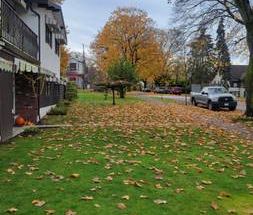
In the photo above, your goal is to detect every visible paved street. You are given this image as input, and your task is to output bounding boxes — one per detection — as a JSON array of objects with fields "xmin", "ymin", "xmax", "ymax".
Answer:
[{"xmin": 149, "ymin": 94, "xmax": 246, "ymax": 112}]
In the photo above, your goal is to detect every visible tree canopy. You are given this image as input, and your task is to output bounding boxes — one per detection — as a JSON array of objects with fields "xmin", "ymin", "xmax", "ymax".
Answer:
[
  {"xmin": 170, "ymin": 0, "xmax": 253, "ymax": 116},
  {"xmin": 91, "ymin": 7, "xmax": 166, "ymax": 83},
  {"xmin": 108, "ymin": 59, "xmax": 137, "ymax": 82}
]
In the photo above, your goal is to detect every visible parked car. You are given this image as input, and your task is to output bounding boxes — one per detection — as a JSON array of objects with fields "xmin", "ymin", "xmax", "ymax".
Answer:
[
  {"xmin": 191, "ymin": 86, "xmax": 237, "ymax": 111},
  {"xmin": 154, "ymin": 87, "xmax": 169, "ymax": 94},
  {"xmin": 142, "ymin": 87, "xmax": 152, "ymax": 92},
  {"xmin": 169, "ymin": 86, "xmax": 183, "ymax": 95}
]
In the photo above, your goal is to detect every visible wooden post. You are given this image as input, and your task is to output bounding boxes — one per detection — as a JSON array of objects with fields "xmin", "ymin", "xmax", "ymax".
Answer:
[{"xmin": 112, "ymin": 87, "xmax": 116, "ymax": 105}]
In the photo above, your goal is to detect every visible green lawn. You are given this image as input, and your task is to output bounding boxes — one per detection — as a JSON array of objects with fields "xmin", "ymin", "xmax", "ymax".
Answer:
[{"xmin": 0, "ymin": 91, "xmax": 253, "ymax": 215}]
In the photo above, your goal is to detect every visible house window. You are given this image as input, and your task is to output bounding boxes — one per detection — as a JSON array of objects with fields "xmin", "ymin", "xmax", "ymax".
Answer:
[
  {"xmin": 46, "ymin": 82, "xmax": 51, "ymax": 96},
  {"xmin": 70, "ymin": 63, "xmax": 77, "ymax": 71},
  {"xmin": 55, "ymin": 39, "xmax": 60, "ymax": 56},
  {"xmin": 45, "ymin": 25, "xmax": 52, "ymax": 47}
]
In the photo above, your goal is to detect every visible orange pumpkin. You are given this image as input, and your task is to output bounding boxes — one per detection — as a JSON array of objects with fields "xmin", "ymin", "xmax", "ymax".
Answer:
[{"xmin": 15, "ymin": 116, "xmax": 26, "ymax": 127}]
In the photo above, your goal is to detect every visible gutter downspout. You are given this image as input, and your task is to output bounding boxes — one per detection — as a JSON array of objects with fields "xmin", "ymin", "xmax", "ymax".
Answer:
[{"xmin": 29, "ymin": 1, "xmax": 42, "ymax": 121}]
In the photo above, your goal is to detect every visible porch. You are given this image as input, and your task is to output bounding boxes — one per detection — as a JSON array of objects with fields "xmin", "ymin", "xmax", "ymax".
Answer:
[{"xmin": 0, "ymin": 0, "xmax": 39, "ymax": 63}]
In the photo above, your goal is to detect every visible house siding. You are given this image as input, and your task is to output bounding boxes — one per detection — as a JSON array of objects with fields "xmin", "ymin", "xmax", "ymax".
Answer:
[
  {"xmin": 36, "ymin": 6, "xmax": 61, "ymax": 78},
  {"xmin": 0, "ymin": 0, "xmax": 67, "ymax": 142},
  {"xmin": 0, "ymin": 70, "xmax": 14, "ymax": 142}
]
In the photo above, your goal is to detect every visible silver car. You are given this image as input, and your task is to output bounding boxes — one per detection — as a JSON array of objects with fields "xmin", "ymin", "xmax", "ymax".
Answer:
[{"xmin": 191, "ymin": 86, "xmax": 237, "ymax": 111}]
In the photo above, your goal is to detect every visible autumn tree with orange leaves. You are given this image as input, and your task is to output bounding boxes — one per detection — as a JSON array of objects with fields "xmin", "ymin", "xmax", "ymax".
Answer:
[
  {"xmin": 60, "ymin": 45, "xmax": 70, "ymax": 77},
  {"xmin": 91, "ymin": 7, "xmax": 166, "ymax": 86}
]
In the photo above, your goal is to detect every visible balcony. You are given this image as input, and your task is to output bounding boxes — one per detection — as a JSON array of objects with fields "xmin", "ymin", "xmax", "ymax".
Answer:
[{"xmin": 0, "ymin": 0, "xmax": 39, "ymax": 61}]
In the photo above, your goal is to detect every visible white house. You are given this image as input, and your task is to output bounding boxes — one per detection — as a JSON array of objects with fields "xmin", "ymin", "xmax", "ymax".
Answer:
[
  {"xmin": 67, "ymin": 52, "xmax": 86, "ymax": 88},
  {"xmin": 0, "ymin": 0, "xmax": 67, "ymax": 142}
]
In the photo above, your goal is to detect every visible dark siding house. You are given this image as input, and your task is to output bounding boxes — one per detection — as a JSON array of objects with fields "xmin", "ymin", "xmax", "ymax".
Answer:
[
  {"xmin": 212, "ymin": 65, "xmax": 247, "ymax": 97},
  {"xmin": 229, "ymin": 65, "xmax": 247, "ymax": 88}
]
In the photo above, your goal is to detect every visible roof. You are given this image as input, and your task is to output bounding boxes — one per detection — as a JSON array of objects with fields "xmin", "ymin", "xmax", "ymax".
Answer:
[
  {"xmin": 31, "ymin": 0, "xmax": 61, "ymax": 11},
  {"xmin": 230, "ymin": 65, "xmax": 247, "ymax": 81},
  {"xmin": 28, "ymin": 0, "xmax": 67, "ymax": 44}
]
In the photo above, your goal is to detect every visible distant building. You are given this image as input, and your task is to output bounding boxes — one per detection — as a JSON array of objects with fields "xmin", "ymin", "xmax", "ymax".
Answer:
[
  {"xmin": 67, "ymin": 52, "xmax": 86, "ymax": 88},
  {"xmin": 229, "ymin": 65, "xmax": 247, "ymax": 88}
]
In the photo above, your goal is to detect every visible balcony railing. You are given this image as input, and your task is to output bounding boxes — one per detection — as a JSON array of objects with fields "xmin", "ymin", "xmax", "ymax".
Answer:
[{"xmin": 0, "ymin": 0, "xmax": 38, "ymax": 60}]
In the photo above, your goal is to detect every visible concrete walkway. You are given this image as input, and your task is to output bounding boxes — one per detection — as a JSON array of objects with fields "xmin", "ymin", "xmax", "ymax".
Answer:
[{"xmin": 11, "ymin": 124, "xmax": 73, "ymax": 140}]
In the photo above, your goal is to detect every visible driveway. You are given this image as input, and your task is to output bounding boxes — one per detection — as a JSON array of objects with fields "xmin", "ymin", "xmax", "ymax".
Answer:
[
  {"xmin": 149, "ymin": 94, "xmax": 246, "ymax": 112},
  {"xmin": 137, "ymin": 93, "xmax": 253, "ymax": 141}
]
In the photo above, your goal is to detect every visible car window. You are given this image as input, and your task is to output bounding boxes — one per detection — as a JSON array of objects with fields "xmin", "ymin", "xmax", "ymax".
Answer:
[
  {"xmin": 201, "ymin": 87, "xmax": 207, "ymax": 94},
  {"xmin": 208, "ymin": 87, "xmax": 227, "ymax": 94}
]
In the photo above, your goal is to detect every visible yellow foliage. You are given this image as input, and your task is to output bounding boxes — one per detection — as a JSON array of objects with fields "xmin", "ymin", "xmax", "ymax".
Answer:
[
  {"xmin": 60, "ymin": 45, "xmax": 70, "ymax": 77},
  {"xmin": 91, "ymin": 7, "xmax": 166, "ymax": 82}
]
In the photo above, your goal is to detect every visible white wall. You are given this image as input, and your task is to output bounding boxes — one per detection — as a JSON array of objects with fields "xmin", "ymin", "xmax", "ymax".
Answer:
[
  {"xmin": 39, "ymin": 7, "xmax": 60, "ymax": 78},
  {"xmin": 15, "ymin": 3, "xmax": 62, "ymax": 79},
  {"xmin": 39, "ymin": 105, "xmax": 56, "ymax": 121},
  {"xmin": 30, "ymin": 5, "xmax": 61, "ymax": 79},
  {"xmin": 69, "ymin": 58, "xmax": 84, "ymax": 75}
]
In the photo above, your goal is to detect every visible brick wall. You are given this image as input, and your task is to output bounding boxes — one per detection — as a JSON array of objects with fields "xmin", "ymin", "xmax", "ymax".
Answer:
[{"xmin": 15, "ymin": 73, "xmax": 38, "ymax": 123}]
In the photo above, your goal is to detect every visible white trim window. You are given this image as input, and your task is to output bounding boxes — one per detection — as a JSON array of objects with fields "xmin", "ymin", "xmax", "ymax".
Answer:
[{"xmin": 45, "ymin": 25, "xmax": 53, "ymax": 48}]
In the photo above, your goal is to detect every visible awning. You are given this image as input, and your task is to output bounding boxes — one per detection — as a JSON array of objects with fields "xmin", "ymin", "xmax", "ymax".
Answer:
[
  {"xmin": 46, "ymin": 15, "xmax": 61, "ymax": 33},
  {"xmin": 0, "ymin": 57, "xmax": 13, "ymax": 72},
  {"xmin": 40, "ymin": 67, "xmax": 55, "ymax": 77},
  {"xmin": 14, "ymin": 58, "xmax": 38, "ymax": 73}
]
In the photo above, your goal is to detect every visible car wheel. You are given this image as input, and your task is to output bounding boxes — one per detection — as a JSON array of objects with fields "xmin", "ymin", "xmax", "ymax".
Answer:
[
  {"xmin": 208, "ymin": 101, "xmax": 213, "ymax": 110},
  {"xmin": 192, "ymin": 99, "xmax": 197, "ymax": 106},
  {"xmin": 229, "ymin": 106, "xmax": 236, "ymax": 111}
]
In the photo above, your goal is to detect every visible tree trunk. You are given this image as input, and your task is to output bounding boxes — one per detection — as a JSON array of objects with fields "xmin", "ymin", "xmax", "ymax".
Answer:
[
  {"xmin": 112, "ymin": 88, "xmax": 116, "ymax": 105},
  {"xmin": 143, "ymin": 80, "xmax": 147, "ymax": 88},
  {"xmin": 119, "ymin": 86, "xmax": 125, "ymax": 99},
  {"xmin": 245, "ymin": 27, "xmax": 253, "ymax": 117}
]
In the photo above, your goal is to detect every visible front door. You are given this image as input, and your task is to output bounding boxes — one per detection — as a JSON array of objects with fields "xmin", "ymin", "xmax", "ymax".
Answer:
[{"xmin": 0, "ymin": 70, "xmax": 13, "ymax": 142}]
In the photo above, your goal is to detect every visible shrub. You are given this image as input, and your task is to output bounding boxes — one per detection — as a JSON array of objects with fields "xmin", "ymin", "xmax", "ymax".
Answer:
[
  {"xmin": 48, "ymin": 101, "xmax": 68, "ymax": 115},
  {"xmin": 22, "ymin": 126, "xmax": 40, "ymax": 137},
  {"xmin": 65, "ymin": 82, "xmax": 78, "ymax": 101},
  {"xmin": 63, "ymin": 100, "xmax": 71, "ymax": 106}
]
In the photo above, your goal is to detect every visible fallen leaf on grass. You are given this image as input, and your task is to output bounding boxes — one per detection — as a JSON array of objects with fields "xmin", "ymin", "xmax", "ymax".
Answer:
[
  {"xmin": 155, "ymin": 184, "xmax": 163, "ymax": 189},
  {"xmin": 140, "ymin": 195, "xmax": 148, "ymax": 199},
  {"xmin": 246, "ymin": 163, "xmax": 253, "ymax": 168},
  {"xmin": 25, "ymin": 172, "xmax": 33, "ymax": 176},
  {"xmin": 201, "ymin": 180, "xmax": 212, "ymax": 185},
  {"xmin": 92, "ymin": 177, "xmax": 101, "ymax": 183},
  {"xmin": 6, "ymin": 208, "xmax": 18, "ymax": 213},
  {"xmin": 117, "ymin": 203, "xmax": 127, "ymax": 210},
  {"xmin": 219, "ymin": 191, "xmax": 231, "ymax": 198},
  {"xmin": 196, "ymin": 185, "xmax": 205, "ymax": 190},
  {"xmin": 6, "ymin": 168, "xmax": 15, "ymax": 175},
  {"xmin": 70, "ymin": 173, "xmax": 80, "ymax": 179},
  {"xmin": 211, "ymin": 201, "xmax": 219, "ymax": 210},
  {"xmin": 121, "ymin": 195, "xmax": 130, "ymax": 200},
  {"xmin": 154, "ymin": 199, "xmax": 167, "ymax": 205},
  {"xmin": 32, "ymin": 200, "xmax": 46, "ymax": 207},
  {"xmin": 175, "ymin": 188, "xmax": 184, "ymax": 193},
  {"xmin": 81, "ymin": 196, "xmax": 94, "ymax": 201},
  {"xmin": 94, "ymin": 204, "xmax": 101, "ymax": 208},
  {"xmin": 65, "ymin": 210, "xmax": 76, "ymax": 215},
  {"xmin": 45, "ymin": 209, "xmax": 55, "ymax": 214},
  {"xmin": 106, "ymin": 176, "xmax": 113, "ymax": 181},
  {"xmin": 227, "ymin": 209, "xmax": 237, "ymax": 214}
]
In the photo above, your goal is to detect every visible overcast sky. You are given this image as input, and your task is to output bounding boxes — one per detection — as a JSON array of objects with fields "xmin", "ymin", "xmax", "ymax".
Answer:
[
  {"xmin": 62, "ymin": 0, "xmax": 171, "ymax": 53},
  {"xmin": 62, "ymin": 0, "xmax": 247, "ymax": 64}
]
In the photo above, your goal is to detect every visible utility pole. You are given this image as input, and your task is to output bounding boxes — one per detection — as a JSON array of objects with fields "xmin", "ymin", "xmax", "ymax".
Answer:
[{"xmin": 82, "ymin": 43, "xmax": 86, "ymax": 90}]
